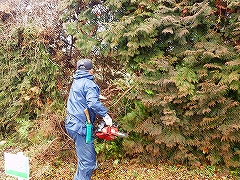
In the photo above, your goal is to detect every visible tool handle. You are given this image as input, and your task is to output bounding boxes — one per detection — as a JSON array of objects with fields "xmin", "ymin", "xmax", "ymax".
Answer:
[
  {"xmin": 84, "ymin": 108, "xmax": 91, "ymax": 124},
  {"xmin": 84, "ymin": 108, "xmax": 92, "ymax": 143},
  {"xmin": 85, "ymin": 123, "xmax": 92, "ymax": 143}
]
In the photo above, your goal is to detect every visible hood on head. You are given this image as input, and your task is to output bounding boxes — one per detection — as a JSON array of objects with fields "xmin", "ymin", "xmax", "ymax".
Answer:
[{"xmin": 73, "ymin": 70, "xmax": 94, "ymax": 80}]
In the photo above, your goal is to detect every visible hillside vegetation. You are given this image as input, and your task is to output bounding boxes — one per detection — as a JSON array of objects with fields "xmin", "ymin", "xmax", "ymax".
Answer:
[{"xmin": 0, "ymin": 0, "xmax": 240, "ymax": 179}]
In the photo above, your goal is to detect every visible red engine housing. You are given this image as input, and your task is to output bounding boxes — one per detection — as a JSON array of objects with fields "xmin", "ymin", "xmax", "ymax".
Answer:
[{"xmin": 95, "ymin": 126, "xmax": 119, "ymax": 140}]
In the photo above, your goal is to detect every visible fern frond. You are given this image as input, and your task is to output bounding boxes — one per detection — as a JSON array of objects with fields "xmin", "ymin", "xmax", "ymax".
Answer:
[
  {"xmin": 225, "ymin": 59, "xmax": 240, "ymax": 66},
  {"xmin": 203, "ymin": 63, "xmax": 222, "ymax": 70},
  {"xmin": 162, "ymin": 27, "xmax": 174, "ymax": 34}
]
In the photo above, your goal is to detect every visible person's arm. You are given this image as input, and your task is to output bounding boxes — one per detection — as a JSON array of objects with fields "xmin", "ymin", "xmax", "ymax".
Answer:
[{"xmin": 85, "ymin": 83, "xmax": 112, "ymax": 126}]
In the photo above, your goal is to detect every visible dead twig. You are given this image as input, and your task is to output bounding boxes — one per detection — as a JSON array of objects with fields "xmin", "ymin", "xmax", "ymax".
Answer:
[
  {"xmin": 110, "ymin": 85, "xmax": 135, "ymax": 108},
  {"xmin": 42, "ymin": 137, "xmax": 61, "ymax": 156}
]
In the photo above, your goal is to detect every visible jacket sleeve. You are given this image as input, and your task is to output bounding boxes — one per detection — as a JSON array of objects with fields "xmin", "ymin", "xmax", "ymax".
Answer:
[{"xmin": 85, "ymin": 81, "xmax": 108, "ymax": 117}]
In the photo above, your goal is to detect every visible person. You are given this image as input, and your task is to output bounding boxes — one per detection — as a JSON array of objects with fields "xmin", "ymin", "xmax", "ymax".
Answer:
[{"xmin": 65, "ymin": 59, "xmax": 112, "ymax": 180}]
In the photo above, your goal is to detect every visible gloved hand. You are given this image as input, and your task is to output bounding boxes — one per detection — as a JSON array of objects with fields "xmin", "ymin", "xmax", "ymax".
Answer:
[{"xmin": 103, "ymin": 114, "xmax": 112, "ymax": 126}]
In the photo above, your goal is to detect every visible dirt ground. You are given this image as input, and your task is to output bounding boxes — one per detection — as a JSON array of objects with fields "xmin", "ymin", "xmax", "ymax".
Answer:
[
  {"xmin": 0, "ymin": 139, "xmax": 238, "ymax": 180},
  {"xmin": 1, "ymin": 151, "xmax": 239, "ymax": 180}
]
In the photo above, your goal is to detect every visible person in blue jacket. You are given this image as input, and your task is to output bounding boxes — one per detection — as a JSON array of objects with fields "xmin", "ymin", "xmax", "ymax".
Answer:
[{"xmin": 65, "ymin": 59, "xmax": 112, "ymax": 180}]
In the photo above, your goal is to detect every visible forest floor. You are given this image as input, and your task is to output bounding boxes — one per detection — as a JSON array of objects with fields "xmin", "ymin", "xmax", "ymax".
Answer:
[
  {"xmin": 91, "ymin": 159, "xmax": 239, "ymax": 180},
  {"xmin": 0, "ymin": 148, "xmax": 239, "ymax": 180}
]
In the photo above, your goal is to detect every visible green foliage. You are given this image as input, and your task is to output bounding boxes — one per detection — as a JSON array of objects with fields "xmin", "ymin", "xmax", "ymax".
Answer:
[
  {"xmin": 0, "ymin": 26, "xmax": 63, "ymax": 141},
  {"xmin": 63, "ymin": 0, "xmax": 240, "ymax": 168},
  {"xmin": 174, "ymin": 66, "xmax": 198, "ymax": 95},
  {"xmin": 95, "ymin": 138, "xmax": 124, "ymax": 160}
]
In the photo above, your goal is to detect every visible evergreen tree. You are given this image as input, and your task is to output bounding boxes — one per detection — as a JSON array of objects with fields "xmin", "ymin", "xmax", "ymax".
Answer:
[
  {"xmin": 0, "ymin": 26, "xmax": 63, "ymax": 141},
  {"xmin": 63, "ymin": 0, "xmax": 240, "ymax": 167}
]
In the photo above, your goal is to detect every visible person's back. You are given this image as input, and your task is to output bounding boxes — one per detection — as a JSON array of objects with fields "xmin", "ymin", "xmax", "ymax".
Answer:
[
  {"xmin": 66, "ymin": 70, "xmax": 103, "ymax": 126},
  {"xmin": 65, "ymin": 59, "xmax": 112, "ymax": 180}
]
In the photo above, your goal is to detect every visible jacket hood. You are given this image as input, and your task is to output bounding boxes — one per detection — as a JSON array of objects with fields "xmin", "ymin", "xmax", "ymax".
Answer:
[{"xmin": 73, "ymin": 70, "xmax": 94, "ymax": 80}]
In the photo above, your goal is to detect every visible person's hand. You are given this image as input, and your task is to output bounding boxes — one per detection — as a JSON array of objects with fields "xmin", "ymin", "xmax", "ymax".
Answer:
[{"xmin": 103, "ymin": 114, "xmax": 112, "ymax": 126}]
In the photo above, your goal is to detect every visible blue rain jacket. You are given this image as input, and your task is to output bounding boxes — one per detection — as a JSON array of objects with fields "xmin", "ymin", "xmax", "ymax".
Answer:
[
  {"xmin": 66, "ymin": 70, "xmax": 108, "ymax": 134},
  {"xmin": 65, "ymin": 70, "xmax": 108, "ymax": 179}
]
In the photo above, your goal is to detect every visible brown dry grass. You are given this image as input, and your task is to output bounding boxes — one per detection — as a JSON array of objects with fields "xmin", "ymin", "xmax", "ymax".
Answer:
[{"xmin": 1, "ymin": 137, "xmax": 239, "ymax": 180}]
